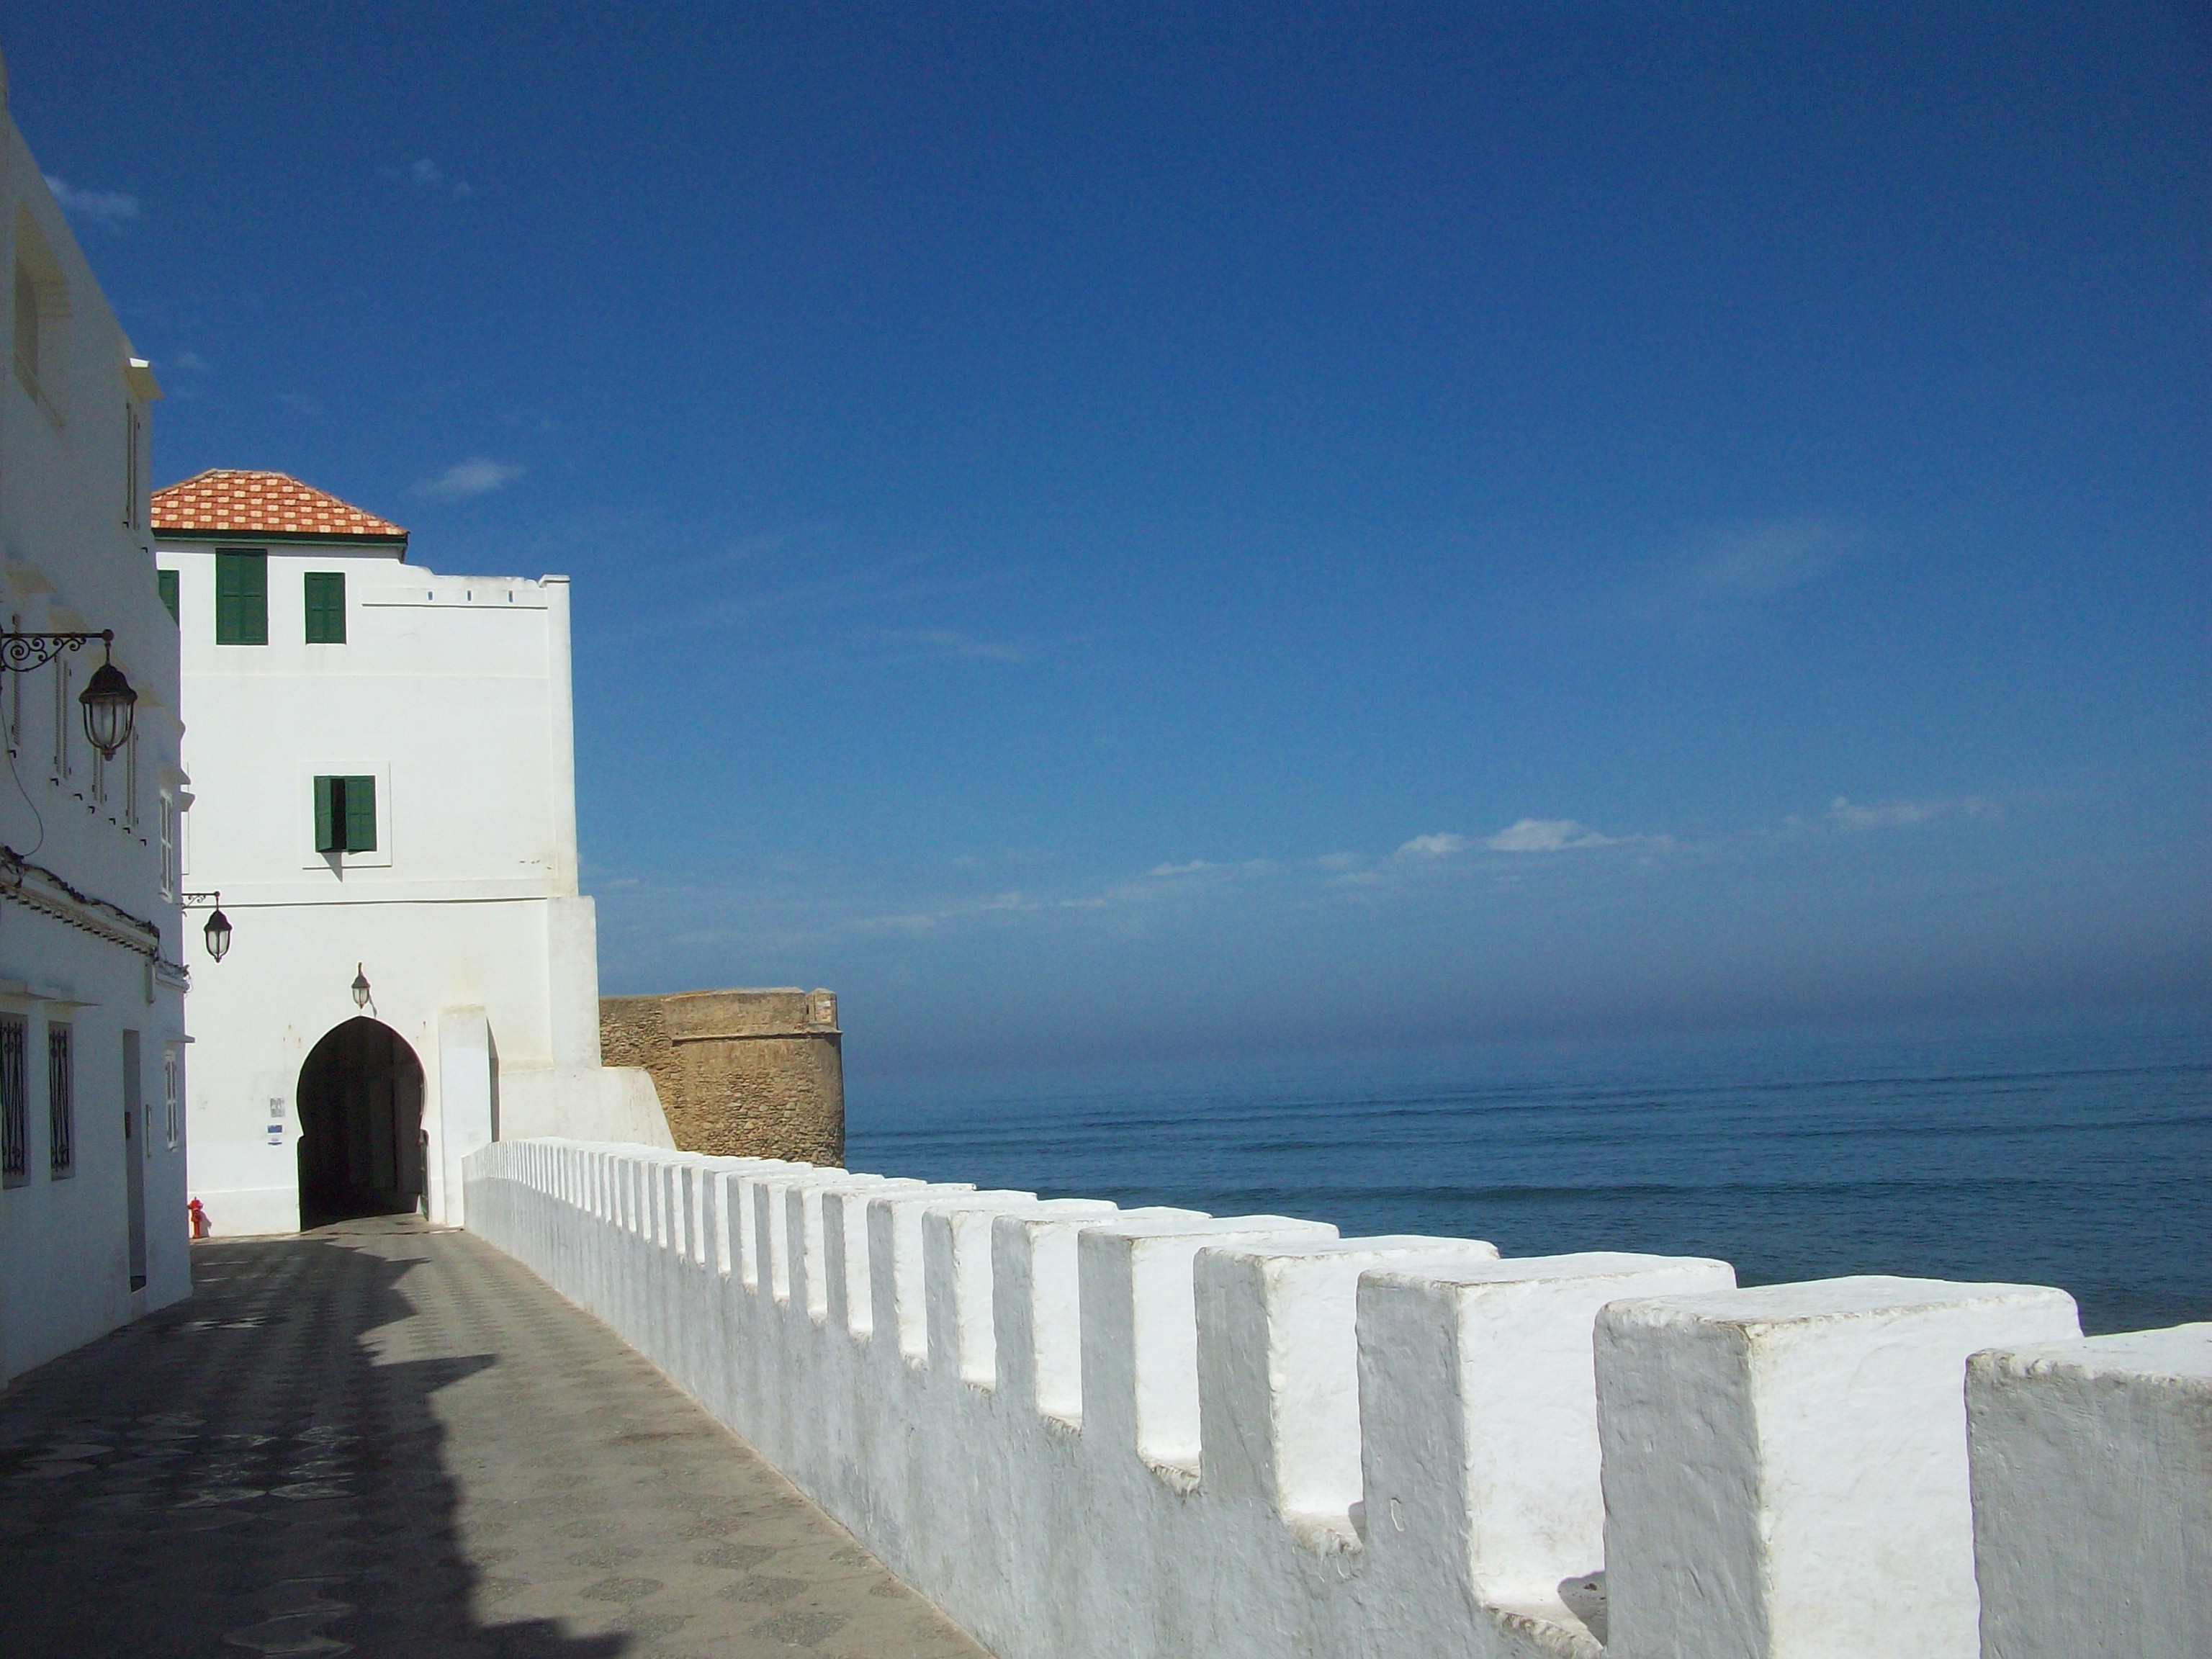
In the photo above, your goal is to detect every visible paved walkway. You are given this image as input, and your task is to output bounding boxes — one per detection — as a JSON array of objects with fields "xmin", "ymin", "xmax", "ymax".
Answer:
[{"xmin": 0, "ymin": 1218, "xmax": 990, "ymax": 1659}]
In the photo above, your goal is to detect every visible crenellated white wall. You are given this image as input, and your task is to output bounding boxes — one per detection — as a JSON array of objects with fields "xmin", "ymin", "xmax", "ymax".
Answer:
[{"xmin": 465, "ymin": 1140, "xmax": 2205, "ymax": 1659}]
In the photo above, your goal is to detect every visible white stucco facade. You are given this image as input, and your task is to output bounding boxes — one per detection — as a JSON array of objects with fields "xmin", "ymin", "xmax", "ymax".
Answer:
[
  {"xmin": 0, "ymin": 59, "xmax": 192, "ymax": 1383},
  {"xmin": 466, "ymin": 1141, "xmax": 2204, "ymax": 1659},
  {"xmin": 159, "ymin": 487, "xmax": 667, "ymax": 1236}
]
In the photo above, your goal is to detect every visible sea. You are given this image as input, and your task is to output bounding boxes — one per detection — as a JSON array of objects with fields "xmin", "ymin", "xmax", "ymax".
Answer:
[{"xmin": 845, "ymin": 1005, "xmax": 2210, "ymax": 1336}]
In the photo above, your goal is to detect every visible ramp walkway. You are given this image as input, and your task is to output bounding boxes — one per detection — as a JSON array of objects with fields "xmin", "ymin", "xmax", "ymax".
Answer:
[{"xmin": 0, "ymin": 1218, "xmax": 987, "ymax": 1659}]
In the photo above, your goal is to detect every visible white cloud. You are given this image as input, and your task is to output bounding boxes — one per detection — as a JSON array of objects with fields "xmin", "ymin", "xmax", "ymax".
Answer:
[
  {"xmin": 1091, "ymin": 858, "xmax": 1278, "ymax": 908},
  {"xmin": 1688, "ymin": 521, "xmax": 1851, "ymax": 599},
  {"xmin": 1637, "ymin": 519, "xmax": 1860, "ymax": 629},
  {"xmin": 1825, "ymin": 796, "xmax": 1995, "ymax": 831},
  {"xmin": 1395, "ymin": 832, "xmax": 1470, "ymax": 859},
  {"xmin": 849, "ymin": 891, "xmax": 1028, "ymax": 935},
  {"xmin": 169, "ymin": 350, "xmax": 208, "ymax": 373},
  {"xmin": 894, "ymin": 629, "xmax": 1031, "ymax": 662},
  {"xmin": 413, "ymin": 457, "xmax": 523, "ymax": 501},
  {"xmin": 399, "ymin": 158, "xmax": 472, "ymax": 199},
  {"xmin": 45, "ymin": 176, "xmax": 140, "ymax": 231},
  {"xmin": 1483, "ymin": 818, "xmax": 1617, "ymax": 853}
]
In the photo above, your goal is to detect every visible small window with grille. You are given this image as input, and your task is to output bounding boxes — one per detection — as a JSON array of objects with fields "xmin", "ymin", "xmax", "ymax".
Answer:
[
  {"xmin": 51, "ymin": 652, "xmax": 71, "ymax": 782},
  {"xmin": 163, "ymin": 1046, "xmax": 180, "ymax": 1148},
  {"xmin": 1, "ymin": 1015, "xmax": 27, "ymax": 1187},
  {"xmin": 48, "ymin": 1022, "xmax": 73, "ymax": 1177},
  {"xmin": 160, "ymin": 792, "xmax": 179, "ymax": 899}
]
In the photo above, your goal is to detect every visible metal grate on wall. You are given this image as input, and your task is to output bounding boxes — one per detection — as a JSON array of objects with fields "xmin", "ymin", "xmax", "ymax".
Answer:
[
  {"xmin": 47, "ymin": 1023, "xmax": 72, "ymax": 1177},
  {"xmin": 0, "ymin": 1015, "xmax": 25, "ymax": 1184}
]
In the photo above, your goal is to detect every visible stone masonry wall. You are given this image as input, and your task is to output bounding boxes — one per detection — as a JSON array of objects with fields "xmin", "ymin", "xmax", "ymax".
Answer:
[{"xmin": 598, "ymin": 989, "xmax": 842, "ymax": 1165}]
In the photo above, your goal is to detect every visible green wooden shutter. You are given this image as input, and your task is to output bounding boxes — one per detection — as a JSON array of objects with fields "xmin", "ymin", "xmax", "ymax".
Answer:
[
  {"xmin": 303, "ymin": 572, "xmax": 346, "ymax": 643},
  {"xmin": 156, "ymin": 568, "xmax": 179, "ymax": 624},
  {"xmin": 342, "ymin": 775, "xmax": 377, "ymax": 852},
  {"xmin": 314, "ymin": 775, "xmax": 340, "ymax": 851},
  {"xmin": 215, "ymin": 550, "xmax": 267, "ymax": 644}
]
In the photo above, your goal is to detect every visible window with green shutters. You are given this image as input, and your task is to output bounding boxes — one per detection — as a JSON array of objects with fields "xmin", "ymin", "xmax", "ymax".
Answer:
[
  {"xmin": 313, "ymin": 775, "xmax": 377, "ymax": 853},
  {"xmin": 156, "ymin": 568, "xmax": 179, "ymax": 624},
  {"xmin": 214, "ymin": 549, "xmax": 267, "ymax": 644},
  {"xmin": 304, "ymin": 572, "xmax": 346, "ymax": 643}
]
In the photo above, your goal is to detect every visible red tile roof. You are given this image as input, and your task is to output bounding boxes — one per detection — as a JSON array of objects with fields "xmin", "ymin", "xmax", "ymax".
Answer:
[{"xmin": 151, "ymin": 469, "xmax": 408, "ymax": 542}]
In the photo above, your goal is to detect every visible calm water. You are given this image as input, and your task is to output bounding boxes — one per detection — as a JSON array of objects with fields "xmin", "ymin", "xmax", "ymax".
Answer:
[{"xmin": 846, "ymin": 1008, "xmax": 2210, "ymax": 1336}]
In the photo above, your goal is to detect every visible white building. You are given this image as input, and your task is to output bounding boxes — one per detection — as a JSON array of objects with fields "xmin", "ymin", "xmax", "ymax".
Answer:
[
  {"xmin": 0, "ymin": 55, "xmax": 192, "ymax": 1382},
  {"xmin": 156, "ymin": 470, "xmax": 665, "ymax": 1237}
]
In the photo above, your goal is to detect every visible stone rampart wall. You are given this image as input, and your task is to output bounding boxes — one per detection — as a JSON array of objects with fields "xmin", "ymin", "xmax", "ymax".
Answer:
[
  {"xmin": 465, "ymin": 1140, "xmax": 2211, "ymax": 1659},
  {"xmin": 598, "ymin": 989, "xmax": 842, "ymax": 1164}
]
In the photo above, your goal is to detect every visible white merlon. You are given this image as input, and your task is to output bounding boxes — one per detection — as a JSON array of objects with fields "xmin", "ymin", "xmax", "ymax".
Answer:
[
  {"xmin": 1596, "ymin": 1276, "xmax": 2082, "ymax": 1659},
  {"xmin": 1195, "ymin": 1235, "xmax": 1503, "ymax": 1530},
  {"xmin": 1967, "ymin": 1322, "xmax": 2211, "ymax": 1659},
  {"xmin": 1362, "ymin": 1251, "xmax": 1738, "ymax": 1654},
  {"xmin": 464, "ymin": 1141, "xmax": 2199, "ymax": 1659},
  {"xmin": 998, "ymin": 1204, "xmax": 1208, "ymax": 1427},
  {"xmin": 930, "ymin": 1196, "xmax": 1120, "ymax": 1388},
  {"xmin": 1080, "ymin": 1213, "xmax": 1340, "ymax": 1488}
]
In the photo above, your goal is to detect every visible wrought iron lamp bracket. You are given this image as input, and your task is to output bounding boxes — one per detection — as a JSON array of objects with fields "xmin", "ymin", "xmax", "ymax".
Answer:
[{"xmin": 0, "ymin": 628, "xmax": 112, "ymax": 675}]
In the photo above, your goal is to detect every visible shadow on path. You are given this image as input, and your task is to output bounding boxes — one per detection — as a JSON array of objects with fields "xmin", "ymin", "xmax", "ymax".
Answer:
[
  {"xmin": 0, "ymin": 1218, "xmax": 619, "ymax": 1658},
  {"xmin": 0, "ymin": 1219, "xmax": 984, "ymax": 1659}
]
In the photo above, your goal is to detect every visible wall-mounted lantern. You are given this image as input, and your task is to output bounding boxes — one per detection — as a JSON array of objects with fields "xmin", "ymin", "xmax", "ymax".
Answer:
[
  {"xmin": 182, "ymin": 892, "xmax": 232, "ymax": 961},
  {"xmin": 1, "ymin": 629, "xmax": 138, "ymax": 759},
  {"xmin": 351, "ymin": 965, "xmax": 372, "ymax": 1010}
]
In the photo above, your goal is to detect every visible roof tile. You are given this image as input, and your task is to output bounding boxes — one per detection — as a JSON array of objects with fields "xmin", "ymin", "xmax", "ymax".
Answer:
[{"xmin": 151, "ymin": 469, "xmax": 408, "ymax": 541}]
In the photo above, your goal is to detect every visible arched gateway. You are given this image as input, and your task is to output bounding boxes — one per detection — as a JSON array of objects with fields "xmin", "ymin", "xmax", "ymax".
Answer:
[{"xmin": 296, "ymin": 1018, "xmax": 426, "ymax": 1228}]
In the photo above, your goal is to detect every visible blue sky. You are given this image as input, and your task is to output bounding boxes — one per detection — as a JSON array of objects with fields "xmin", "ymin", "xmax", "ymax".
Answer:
[{"xmin": 14, "ymin": 4, "xmax": 2207, "ymax": 1074}]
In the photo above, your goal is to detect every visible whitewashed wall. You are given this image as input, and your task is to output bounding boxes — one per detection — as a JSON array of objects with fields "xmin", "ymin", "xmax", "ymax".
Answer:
[
  {"xmin": 1966, "ymin": 1323, "xmax": 2211, "ymax": 1659},
  {"xmin": 467, "ymin": 1141, "xmax": 2198, "ymax": 1659},
  {"xmin": 0, "ymin": 62, "xmax": 192, "ymax": 1381},
  {"xmin": 160, "ymin": 545, "xmax": 668, "ymax": 1236}
]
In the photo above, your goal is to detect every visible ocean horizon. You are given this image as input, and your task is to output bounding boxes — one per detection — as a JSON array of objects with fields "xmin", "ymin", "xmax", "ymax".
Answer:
[{"xmin": 846, "ymin": 1003, "xmax": 2210, "ymax": 1336}]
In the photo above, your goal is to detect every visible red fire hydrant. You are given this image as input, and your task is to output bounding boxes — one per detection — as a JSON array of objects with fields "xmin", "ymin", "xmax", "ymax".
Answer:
[{"xmin": 188, "ymin": 1197, "xmax": 210, "ymax": 1240}]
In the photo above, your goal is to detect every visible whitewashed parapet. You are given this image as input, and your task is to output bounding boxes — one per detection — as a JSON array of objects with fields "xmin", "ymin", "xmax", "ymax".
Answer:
[
  {"xmin": 1595, "ymin": 1278, "xmax": 2081, "ymax": 1658},
  {"xmin": 464, "ymin": 1140, "xmax": 2188, "ymax": 1659},
  {"xmin": 1361, "ymin": 1251, "xmax": 1738, "ymax": 1656},
  {"xmin": 1966, "ymin": 1322, "xmax": 2211, "ymax": 1659}
]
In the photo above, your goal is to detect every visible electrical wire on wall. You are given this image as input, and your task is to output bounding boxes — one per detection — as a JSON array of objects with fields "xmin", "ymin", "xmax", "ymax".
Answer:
[{"xmin": 4, "ymin": 734, "xmax": 45, "ymax": 859}]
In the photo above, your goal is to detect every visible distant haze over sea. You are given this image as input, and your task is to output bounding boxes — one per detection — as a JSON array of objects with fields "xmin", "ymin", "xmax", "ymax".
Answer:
[{"xmin": 848, "ymin": 1004, "xmax": 2210, "ymax": 1336}]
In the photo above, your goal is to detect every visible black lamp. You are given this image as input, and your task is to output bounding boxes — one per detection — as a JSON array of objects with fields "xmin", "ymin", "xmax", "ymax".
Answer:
[
  {"xmin": 182, "ymin": 893, "xmax": 232, "ymax": 963},
  {"xmin": 0, "ymin": 628, "xmax": 138, "ymax": 760},
  {"xmin": 78, "ymin": 644, "xmax": 138, "ymax": 760},
  {"xmin": 352, "ymin": 965, "xmax": 372, "ymax": 1010}
]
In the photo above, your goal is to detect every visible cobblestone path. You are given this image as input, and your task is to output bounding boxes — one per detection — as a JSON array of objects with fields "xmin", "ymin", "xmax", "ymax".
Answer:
[{"xmin": 0, "ymin": 1218, "xmax": 990, "ymax": 1659}]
